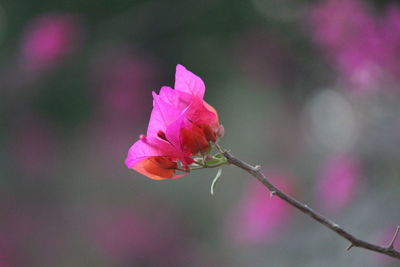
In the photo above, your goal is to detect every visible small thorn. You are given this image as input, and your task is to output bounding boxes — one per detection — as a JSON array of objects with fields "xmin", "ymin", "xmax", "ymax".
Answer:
[
  {"xmin": 214, "ymin": 143, "xmax": 225, "ymax": 154},
  {"xmin": 332, "ymin": 223, "xmax": 340, "ymax": 229},
  {"xmin": 269, "ymin": 191, "xmax": 276, "ymax": 198},
  {"xmin": 254, "ymin": 165, "xmax": 261, "ymax": 171},
  {"xmin": 346, "ymin": 244, "xmax": 354, "ymax": 251},
  {"xmin": 388, "ymin": 225, "xmax": 400, "ymax": 249}
]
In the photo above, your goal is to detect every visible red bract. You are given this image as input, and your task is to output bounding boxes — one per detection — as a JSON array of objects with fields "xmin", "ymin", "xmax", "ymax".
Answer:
[{"xmin": 125, "ymin": 65, "xmax": 221, "ymax": 180}]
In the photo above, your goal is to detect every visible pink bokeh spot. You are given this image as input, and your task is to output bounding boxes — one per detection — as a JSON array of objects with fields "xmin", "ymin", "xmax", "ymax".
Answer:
[
  {"xmin": 10, "ymin": 116, "xmax": 59, "ymax": 175},
  {"xmin": 309, "ymin": 0, "xmax": 374, "ymax": 51},
  {"xmin": 308, "ymin": 0, "xmax": 400, "ymax": 92},
  {"xmin": 234, "ymin": 30, "xmax": 297, "ymax": 87},
  {"xmin": 90, "ymin": 48, "xmax": 159, "ymax": 120},
  {"xmin": 92, "ymin": 212, "xmax": 159, "ymax": 258},
  {"xmin": 316, "ymin": 155, "xmax": 361, "ymax": 213},
  {"xmin": 89, "ymin": 206, "xmax": 186, "ymax": 264},
  {"xmin": 228, "ymin": 171, "xmax": 295, "ymax": 245},
  {"xmin": 0, "ymin": 199, "xmax": 67, "ymax": 266},
  {"xmin": 20, "ymin": 13, "xmax": 83, "ymax": 75}
]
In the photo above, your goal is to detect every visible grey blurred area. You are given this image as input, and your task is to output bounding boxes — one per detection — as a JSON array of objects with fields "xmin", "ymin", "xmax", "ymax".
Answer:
[{"xmin": 1, "ymin": 0, "xmax": 400, "ymax": 266}]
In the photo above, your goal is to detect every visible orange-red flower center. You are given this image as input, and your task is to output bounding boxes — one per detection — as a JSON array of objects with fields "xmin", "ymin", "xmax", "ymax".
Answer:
[{"xmin": 181, "ymin": 123, "xmax": 217, "ymax": 154}]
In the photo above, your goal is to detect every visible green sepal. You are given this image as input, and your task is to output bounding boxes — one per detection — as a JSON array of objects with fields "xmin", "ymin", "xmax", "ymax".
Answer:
[{"xmin": 204, "ymin": 158, "xmax": 223, "ymax": 166}]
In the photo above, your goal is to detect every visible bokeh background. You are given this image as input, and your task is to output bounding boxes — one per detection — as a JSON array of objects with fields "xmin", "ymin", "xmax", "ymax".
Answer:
[{"xmin": 1, "ymin": 0, "xmax": 400, "ymax": 266}]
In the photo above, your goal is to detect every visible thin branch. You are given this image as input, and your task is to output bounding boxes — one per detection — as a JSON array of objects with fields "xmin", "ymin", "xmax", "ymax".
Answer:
[{"xmin": 216, "ymin": 144, "xmax": 400, "ymax": 260}]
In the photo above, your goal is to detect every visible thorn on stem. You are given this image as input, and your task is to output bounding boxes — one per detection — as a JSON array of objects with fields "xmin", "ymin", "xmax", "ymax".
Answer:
[
  {"xmin": 269, "ymin": 190, "xmax": 276, "ymax": 199},
  {"xmin": 388, "ymin": 225, "xmax": 400, "ymax": 249},
  {"xmin": 254, "ymin": 165, "xmax": 261, "ymax": 171},
  {"xmin": 346, "ymin": 244, "xmax": 354, "ymax": 251},
  {"xmin": 214, "ymin": 143, "xmax": 225, "ymax": 154}
]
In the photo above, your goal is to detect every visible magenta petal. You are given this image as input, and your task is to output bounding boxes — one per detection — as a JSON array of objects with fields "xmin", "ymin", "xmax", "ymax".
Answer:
[
  {"xmin": 146, "ymin": 88, "xmax": 183, "ymax": 137},
  {"xmin": 125, "ymin": 136, "xmax": 181, "ymax": 168},
  {"xmin": 164, "ymin": 112, "xmax": 191, "ymax": 154},
  {"xmin": 157, "ymin": 86, "xmax": 180, "ymax": 108},
  {"xmin": 163, "ymin": 98, "xmax": 216, "ymax": 155},
  {"xmin": 174, "ymin": 64, "xmax": 205, "ymax": 98}
]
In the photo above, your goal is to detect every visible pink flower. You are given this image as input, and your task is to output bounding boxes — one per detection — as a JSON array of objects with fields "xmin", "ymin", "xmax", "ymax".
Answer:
[
  {"xmin": 125, "ymin": 65, "xmax": 221, "ymax": 180},
  {"xmin": 19, "ymin": 13, "xmax": 83, "ymax": 74},
  {"xmin": 315, "ymin": 155, "xmax": 361, "ymax": 213},
  {"xmin": 228, "ymin": 171, "xmax": 295, "ymax": 245}
]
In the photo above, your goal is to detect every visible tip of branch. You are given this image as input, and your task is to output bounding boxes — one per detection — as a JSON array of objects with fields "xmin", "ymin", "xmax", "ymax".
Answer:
[
  {"xmin": 214, "ymin": 143, "xmax": 224, "ymax": 152},
  {"xmin": 388, "ymin": 225, "xmax": 400, "ymax": 249}
]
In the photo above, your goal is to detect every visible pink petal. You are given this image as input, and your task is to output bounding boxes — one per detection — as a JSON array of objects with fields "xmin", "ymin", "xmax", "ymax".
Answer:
[
  {"xmin": 174, "ymin": 64, "xmax": 205, "ymax": 98},
  {"xmin": 163, "ymin": 98, "xmax": 218, "ymax": 153},
  {"xmin": 125, "ymin": 136, "xmax": 182, "ymax": 168},
  {"xmin": 146, "ymin": 87, "xmax": 183, "ymax": 138},
  {"xmin": 164, "ymin": 113, "xmax": 187, "ymax": 152},
  {"xmin": 146, "ymin": 87, "xmax": 216, "ymax": 154}
]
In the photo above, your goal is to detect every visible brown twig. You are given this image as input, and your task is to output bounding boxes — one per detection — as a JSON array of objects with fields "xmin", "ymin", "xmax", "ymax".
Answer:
[{"xmin": 216, "ymin": 144, "xmax": 400, "ymax": 260}]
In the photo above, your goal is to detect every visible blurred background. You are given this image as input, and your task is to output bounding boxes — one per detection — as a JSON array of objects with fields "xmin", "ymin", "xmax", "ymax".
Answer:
[{"xmin": 1, "ymin": 0, "xmax": 400, "ymax": 266}]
